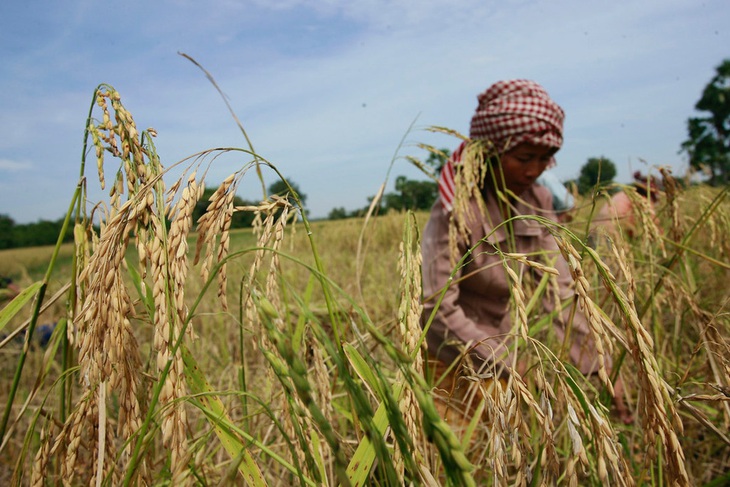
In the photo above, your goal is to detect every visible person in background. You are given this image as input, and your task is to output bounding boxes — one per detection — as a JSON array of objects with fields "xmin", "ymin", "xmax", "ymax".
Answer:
[
  {"xmin": 421, "ymin": 79, "xmax": 632, "ymax": 424},
  {"xmin": 591, "ymin": 171, "xmax": 662, "ymax": 240},
  {"xmin": 0, "ymin": 275, "xmax": 21, "ymax": 301}
]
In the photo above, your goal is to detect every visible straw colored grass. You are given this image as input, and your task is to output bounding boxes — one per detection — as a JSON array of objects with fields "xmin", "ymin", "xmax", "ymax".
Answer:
[{"xmin": 1, "ymin": 82, "xmax": 729, "ymax": 486}]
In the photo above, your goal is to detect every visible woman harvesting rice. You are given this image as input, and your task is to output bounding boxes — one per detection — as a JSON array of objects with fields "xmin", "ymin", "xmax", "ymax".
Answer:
[{"xmin": 421, "ymin": 79, "xmax": 631, "ymax": 423}]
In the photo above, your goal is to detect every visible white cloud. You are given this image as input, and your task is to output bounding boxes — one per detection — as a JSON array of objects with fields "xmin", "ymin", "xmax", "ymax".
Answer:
[{"xmin": 0, "ymin": 159, "xmax": 32, "ymax": 171}]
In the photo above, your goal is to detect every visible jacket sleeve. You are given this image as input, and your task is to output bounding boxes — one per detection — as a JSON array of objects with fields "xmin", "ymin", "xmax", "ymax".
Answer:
[{"xmin": 421, "ymin": 203, "xmax": 515, "ymax": 368}]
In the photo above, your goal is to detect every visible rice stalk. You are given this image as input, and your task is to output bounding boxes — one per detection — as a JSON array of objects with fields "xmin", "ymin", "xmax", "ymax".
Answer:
[
  {"xmin": 554, "ymin": 235, "xmax": 615, "ymax": 393},
  {"xmin": 575, "ymin": 239, "xmax": 690, "ymax": 484},
  {"xmin": 447, "ymin": 140, "xmax": 492, "ymax": 267},
  {"xmin": 194, "ymin": 172, "xmax": 238, "ymax": 311},
  {"xmin": 394, "ymin": 212, "xmax": 428, "ymax": 482}
]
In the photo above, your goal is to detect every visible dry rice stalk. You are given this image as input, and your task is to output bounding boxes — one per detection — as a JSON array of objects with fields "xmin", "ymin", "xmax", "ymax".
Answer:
[
  {"xmin": 239, "ymin": 195, "xmax": 311, "ymax": 476},
  {"xmin": 194, "ymin": 172, "xmax": 238, "ymax": 311},
  {"xmin": 241, "ymin": 200, "xmax": 278, "ymax": 340},
  {"xmin": 607, "ymin": 239, "xmax": 637, "ymax": 304},
  {"xmin": 575, "ymin": 242, "xmax": 690, "ymax": 484},
  {"xmin": 109, "ymin": 90, "xmax": 145, "ymax": 197},
  {"xmin": 166, "ymin": 172, "xmax": 202, "ymax": 328},
  {"xmin": 685, "ymin": 297, "xmax": 730, "ymax": 426},
  {"xmin": 692, "ymin": 189, "xmax": 730, "ymax": 260},
  {"xmin": 554, "ymin": 236, "xmax": 615, "ymax": 393},
  {"xmin": 264, "ymin": 198, "xmax": 293, "ymax": 311},
  {"xmin": 50, "ymin": 391, "xmax": 98, "ymax": 485},
  {"xmin": 479, "ymin": 375, "xmax": 509, "ymax": 486},
  {"xmin": 448, "ymin": 140, "xmax": 493, "ymax": 266},
  {"xmin": 266, "ymin": 202, "xmax": 312, "ymax": 475},
  {"xmin": 148, "ymin": 171, "xmax": 208, "ymax": 484},
  {"xmin": 585, "ymin": 401, "xmax": 631, "ymax": 486},
  {"xmin": 69, "ymin": 221, "xmax": 93, "ymax": 346},
  {"xmin": 534, "ymin": 368, "xmax": 560, "ymax": 479},
  {"xmin": 239, "ymin": 195, "xmax": 297, "ymax": 349},
  {"xmin": 560, "ymin": 376, "xmax": 631, "ymax": 486},
  {"xmin": 573, "ymin": 236, "xmax": 690, "ymax": 483},
  {"xmin": 504, "ymin": 375, "xmax": 539, "ymax": 486},
  {"xmin": 61, "ymin": 196, "xmax": 145, "ymax": 481},
  {"xmin": 564, "ymin": 402, "xmax": 589, "ymax": 487},
  {"xmin": 504, "ymin": 263, "xmax": 529, "ymax": 342},
  {"xmin": 43, "ymin": 85, "xmax": 161, "ymax": 484},
  {"xmin": 148, "ymin": 214, "xmax": 192, "ymax": 484},
  {"xmin": 403, "ymin": 154, "xmax": 438, "ymax": 182},
  {"xmin": 90, "ymin": 85, "xmax": 199, "ymax": 483},
  {"xmin": 458, "ymin": 368, "xmax": 540, "ymax": 486},
  {"xmin": 30, "ymin": 420, "xmax": 55, "ymax": 487},
  {"xmin": 133, "ymin": 186, "xmax": 157, "ymax": 280},
  {"xmin": 502, "ymin": 252, "xmax": 560, "ymax": 277},
  {"xmin": 89, "ymin": 86, "xmax": 148, "ymax": 200}
]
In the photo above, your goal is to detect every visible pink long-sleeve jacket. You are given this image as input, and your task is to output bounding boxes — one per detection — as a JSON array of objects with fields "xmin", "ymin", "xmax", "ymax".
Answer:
[{"xmin": 421, "ymin": 183, "xmax": 603, "ymax": 375}]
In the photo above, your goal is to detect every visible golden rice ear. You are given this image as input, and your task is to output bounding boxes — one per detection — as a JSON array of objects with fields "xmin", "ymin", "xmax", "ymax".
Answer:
[
  {"xmin": 448, "ymin": 139, "xmax": 498, "ymax": 265},
  {"xmin": 393, "ymin": 215, "xmax": 428, "ymax": 479}
]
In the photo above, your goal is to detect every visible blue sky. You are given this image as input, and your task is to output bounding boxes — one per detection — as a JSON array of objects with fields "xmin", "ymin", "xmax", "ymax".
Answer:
[{"xmin": 1, "ymin": 0, "xmax": 728, "ymax": 223}]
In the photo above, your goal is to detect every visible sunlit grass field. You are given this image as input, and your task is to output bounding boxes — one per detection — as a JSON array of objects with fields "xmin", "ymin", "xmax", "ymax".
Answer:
[{"xmin": 1, "ymin": 83, "xmax": 729, "ymax": 486}]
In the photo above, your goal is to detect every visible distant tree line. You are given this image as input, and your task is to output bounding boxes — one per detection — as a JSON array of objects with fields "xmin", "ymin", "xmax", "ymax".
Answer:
[
  {"xmin": 327, "ymin": 149, "xmax": 448, "ymax": 220},
  {"xmin": 326, "ymin": 149, "xmax": 621, "ymax": 220},
  {"xmin": 0, "ymin": 214, "xmax": 75, "ymax": 249},
  {"xmin": 1, "ymin": 178, "xmax": 308, "ymax": 250}
]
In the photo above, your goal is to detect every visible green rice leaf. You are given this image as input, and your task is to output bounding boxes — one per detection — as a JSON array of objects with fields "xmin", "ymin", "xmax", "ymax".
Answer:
[
  {"xmin": 0, "ymin": 281, "xmax": 43, "ymax": 333},
  {"xmin": 343, "ymin": 343, "xmax": 384, "ymax": 400},
  {"xmin": 345, "ymin": 398, "xmax": 391, "ymax": 486},
  {"xmin": 181, "ymin": 344, "xmax": 267, "ymax": 486}
]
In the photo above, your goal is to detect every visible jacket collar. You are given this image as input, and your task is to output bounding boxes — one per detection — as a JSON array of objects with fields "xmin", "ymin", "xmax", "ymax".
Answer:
[{"xmin": 480, "ymin": 187, "xmax": 544, "ymax": 244}]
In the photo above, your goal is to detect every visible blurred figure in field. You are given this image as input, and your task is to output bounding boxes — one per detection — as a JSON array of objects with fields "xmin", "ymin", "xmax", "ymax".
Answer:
[
  {"xmin": 0, "ymin": 275, "xmax": 21, "ymax": 301},
  {"xmin": 591, "ymin": 171, "xmax": 662, "ymax": 240},
  {"xmin": 0, "ymin": 277, "xmax": 57, "ymax": 349}
]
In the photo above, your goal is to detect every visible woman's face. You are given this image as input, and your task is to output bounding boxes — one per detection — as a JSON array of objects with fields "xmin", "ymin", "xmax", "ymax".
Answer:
[{"xmin": 495, "ymin": 142, "xmax": 557, "ymax": 195}]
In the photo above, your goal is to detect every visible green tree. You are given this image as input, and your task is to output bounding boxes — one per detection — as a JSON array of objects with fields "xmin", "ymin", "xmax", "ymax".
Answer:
[
  {"xmin": 681, "ymin": 59, "xmax": 730, "ymax": 185},
  {"xmin": 12, "ymin": 219, "xmax": 68, "ymax": 247},
  {"xmin": 327, "ymin": 207, "xmax": 348, "ymax": 220},
  {"xmin": 577, "ymin": 157, "xmax": 617, "ymax": 195},
  {"xmin": 0, "ymin": 214, "xmax": 15, "ymax": 249},
  {"xmin": 381, "ymin": 176, "xmax": 438, "ymax": 211},
  {"xmin": 359, "ymin": 148, "xmax": 450, "ymax": 216}
]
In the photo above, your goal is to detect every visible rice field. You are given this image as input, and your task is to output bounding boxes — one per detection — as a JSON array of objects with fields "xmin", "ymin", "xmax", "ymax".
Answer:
[{"xmin": 0, "ymin": 84, "xmax": 729, "ymax": 486}]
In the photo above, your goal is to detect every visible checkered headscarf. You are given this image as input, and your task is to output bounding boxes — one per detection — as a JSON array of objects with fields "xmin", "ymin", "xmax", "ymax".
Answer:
[{"xmin": 438, "ymin": 80, "xmax": 565, "ymax": 211}]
